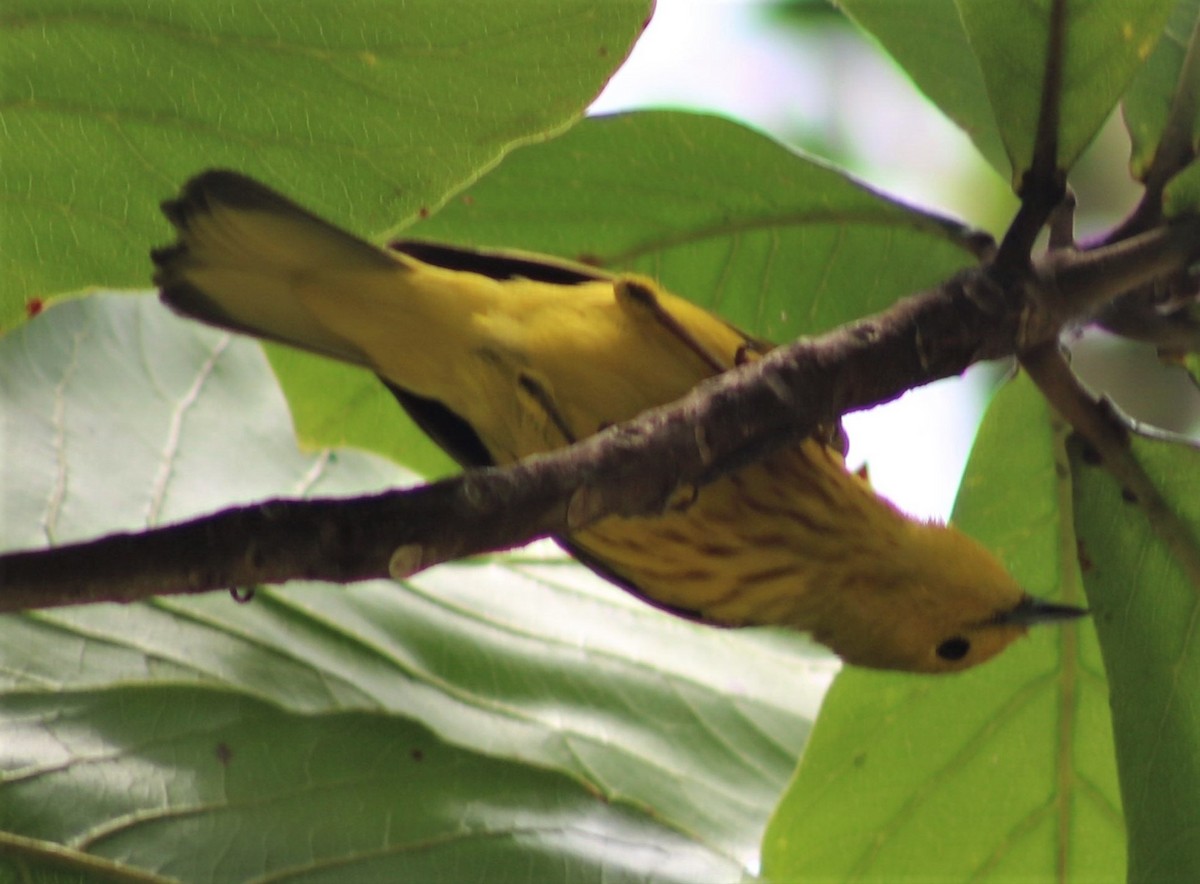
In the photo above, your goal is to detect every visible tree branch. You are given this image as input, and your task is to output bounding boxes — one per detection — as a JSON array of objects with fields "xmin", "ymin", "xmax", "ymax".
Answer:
[
  {"xmin": 992, "ymin": 0, "xmax": 1068, "ymax": 278},
  {"xmin": 1020, "ymin": 342, "xmax": 1200, "ymax": 593},
  {"xmin": 3, "ymin": 222, "xmax": 1199, "ymax": 612},
  {"xmin": 1107, "ymin": 9, "xmax": 1200, "ymax": 244},
  {"xmin": 1089, "ymin": 12, "xmax": 1200, "ymax": 350},
  {"xmin": 1066, "ymin": 227, "xmax": 1200, "ymax": 353}
]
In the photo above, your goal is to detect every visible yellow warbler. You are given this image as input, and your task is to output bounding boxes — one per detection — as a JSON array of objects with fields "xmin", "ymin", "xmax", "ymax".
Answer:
[{"xmin": 152, "ymin": 170, "xmax": 1083, "ymax": 673}]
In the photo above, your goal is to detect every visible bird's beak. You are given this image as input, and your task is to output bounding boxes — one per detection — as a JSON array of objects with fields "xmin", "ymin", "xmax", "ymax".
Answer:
[{"xmin": 994, "ymin": 594, "xmax": 1088, "ymax": 627}]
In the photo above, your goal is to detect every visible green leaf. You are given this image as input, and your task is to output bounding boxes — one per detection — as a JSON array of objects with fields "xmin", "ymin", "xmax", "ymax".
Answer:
[
  {"xmin": 1071, "ymin": 428, "xmax": 1200, "ymax": 882},
  {"xmin": 836, "ymin": 0, "xmax": 1011, "ymax": 177},
  {"xmin": 762, "ymin": 374, "xmax": 1121, "ymax": 881},
  {"xmin": 281, "ymin": 109, "xmax": 987, "ymax": 466},
  {"xmin": 0, "ymin": 832, "xmax": 174, "ymax": 884},
  {"xmin": 1123, "ymin": 0, "xmax": 1200, "ymax": 180},
  {"xmin": 1187, "ymin": 352, "xmax": 1200, "ymax": 388},
  {"xmin": 0, "ymin": 293, "xmax": 832, "ymax": 881},
  {"xmin": 411, "ymin": 111, "xmax": 982, "ymax": 340},
  {"xmin": 1, "ymin": 689, "xmax": 751, "ymax": 883},
  {"xmin": 1163, "ymin": 157, "xmax": 1200, "ymax": 214},
  {"xmin": 954, "ymin": 0, "xmax": 1174, "ymax": 184},
  {"xmin": 270, "ymin": 344, "xmax": 460, "ymax": 482},
  {"xmin": 839, "ymin": 0, "xmax": 1174, "ymax": 184},
  {"xmin": 0, "ymin": 0, "xmax": 650, "ymax": 327}
]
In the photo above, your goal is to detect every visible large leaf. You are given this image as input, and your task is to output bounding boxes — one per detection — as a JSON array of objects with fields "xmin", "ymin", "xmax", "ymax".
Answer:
[
  {"xmin": 1122, "ymin": 0, "xmax": 1200, "ymax": 180},
  {"xmin": 0, "ymin": 294, "xmax": 835, "ymax": 881},
  {"xmin": 0, "ymin": 0, "xmax": 650, "ymax": 326},
  {"xmin": 0, "ymin": 689, "xmax": 744, "ymax": 883},
  {"xmin": 955, "ymin": 0, "xmax": 1174, "ymax": 183},
  {"xmin": 844, "ymin": 0, "xmax": 1172, "ymax": 185},
  {"xmin": 762, "ymin": 374, "xmax": 1120, "ymax": 880},
  {"xmin": 1131, "ymin": 3, "xmax": 1200, "ymax": 217},
  {"xmin": 275, "ymin": 109, "xmax": 987, "ymax": 468},
  {"xmin": 836, "ymin": 0, "xmax": 1010, "ymax": 176},
  {"xmin": 1071, "ymin": 428, "xmax": 1200, "ymax": 882}
]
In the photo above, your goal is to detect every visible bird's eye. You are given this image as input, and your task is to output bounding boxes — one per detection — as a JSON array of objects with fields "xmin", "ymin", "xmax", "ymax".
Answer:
[{"xmin": 936, "ymin": 636, "xmax": 971, "ymax": 661}]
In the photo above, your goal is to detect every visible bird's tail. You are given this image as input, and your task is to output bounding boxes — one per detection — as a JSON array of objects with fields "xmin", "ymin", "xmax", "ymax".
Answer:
[{"xmin": 153, "ymin": 170, "xmax": 405, "ymax": 368}]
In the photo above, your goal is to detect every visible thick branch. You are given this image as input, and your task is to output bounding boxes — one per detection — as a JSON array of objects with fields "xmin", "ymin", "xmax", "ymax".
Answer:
[
  {"xmin": 2, "ymin": 223, "xmax": 1199, "ymax": 611},
  {"xmin": 1044, "ymin": 225, "xmax": 1200, "ymax": 351}
]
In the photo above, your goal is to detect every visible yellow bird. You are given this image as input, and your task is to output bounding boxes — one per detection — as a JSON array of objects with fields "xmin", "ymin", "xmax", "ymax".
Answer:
[{"xmin": 152, "ymin": 171, "xmax": 1084, "ymax": 673}]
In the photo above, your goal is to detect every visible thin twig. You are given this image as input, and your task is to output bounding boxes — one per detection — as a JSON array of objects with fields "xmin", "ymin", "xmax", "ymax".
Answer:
[
  {"xmin": 1020, "ymin": 342, "xmax": 1200, "ymax": 593},
  {"xmin": 1089, "ymin": 12, "xmax": 1200, "ymax": 349},
  {"xmin": 1107, "ymin": 10, "xmax": 1200, "ymax": 243},
  {"xmin": 1037, "ymin": 220, "xmax": 1200, "ymax": 329},
  {"xmin": 993, "ymin": 0, "xmax": 1068, "ymax": 277}
]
